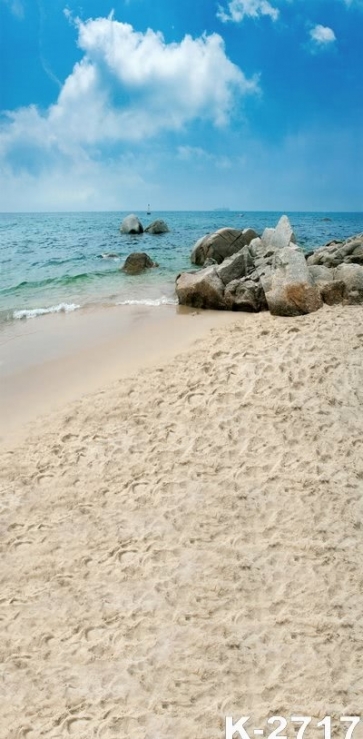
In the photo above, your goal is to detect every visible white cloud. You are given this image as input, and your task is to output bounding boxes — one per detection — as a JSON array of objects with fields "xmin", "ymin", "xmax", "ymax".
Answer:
[
  {"xmin": 0, "ymin": 17, "xmax": 258, "ymax": 169},
  {"xmin": 73, "ymin": 16, "xmax": 257, "ymax": 131},
  {"xmin": 309, "ymin": 24, "xmax": 336, "ymax": 46},
  {"xmin": 217, "ymin": 0, "xmax": 279, "ymax": 23},
  {"xmin": 177, "ymin": 145, "xmax": 232, "ymax": 169},
  {"xmin": 0, "ymin": 15, "xmax": 259, "ymax": 209}
]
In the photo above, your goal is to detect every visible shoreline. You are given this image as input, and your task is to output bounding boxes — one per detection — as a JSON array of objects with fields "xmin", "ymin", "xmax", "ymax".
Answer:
[
  {"xmin": 1, "ymin": 211, "xmax": 362, "ymax": 328},
  {"xmin": 0, "ymin": 302, "xmax": 238, "ymax": 446}
]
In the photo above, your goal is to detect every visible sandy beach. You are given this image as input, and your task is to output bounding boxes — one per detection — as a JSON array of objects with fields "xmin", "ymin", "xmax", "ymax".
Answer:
[
  {"xmin": 1, "ymin": 303, "xmax": 363, "ymax": 739},
  {"xmin": 0, "ymin": 305, "xmax": 235, "ymax": 443}
]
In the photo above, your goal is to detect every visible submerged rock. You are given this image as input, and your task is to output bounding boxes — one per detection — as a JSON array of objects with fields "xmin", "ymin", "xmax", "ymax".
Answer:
[
  {"xmin": 120, "ymin": 214, "xmax": 144, "ymax": 234},
  {"xmin": 121, "ymin": 252, "xmax": 158, "ymax": 275},
  {"xmin": 145, "ymin": 220, "xmax": 169, "ymax": 234}
]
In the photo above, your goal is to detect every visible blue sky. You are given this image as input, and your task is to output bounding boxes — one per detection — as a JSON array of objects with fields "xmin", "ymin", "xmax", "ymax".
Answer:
[{"xmin": 0, "ymin": 0, "xmax": 362, "ymax": 211}]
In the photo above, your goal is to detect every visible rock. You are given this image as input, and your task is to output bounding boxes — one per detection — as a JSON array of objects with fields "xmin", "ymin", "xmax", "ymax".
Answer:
[
  {"xmin": 216, "ymin": 245, "xmax": 254, "ymax": 285},
  {"xmin": 320, "ymin": 281, "xmax": 346, "ymax": 306},
  {"xmin": 242, "ymin": 228, "xmax": 260, "ymax": 244},
  {"xmin": 261, "ymin": 246, "xmax": 323, "ymax": 316},
  {"xmin": 224, "ymin": 272, "xmax": 267, "ymax": 312},
  {"xmin": 145, "ymin": 220, "xmax": 169, "ymax": 234},
  {"xmin": 190, "ymin": 235, "xmax": 208, "ymax": 266},
  {"xmin": 176, "ymin": 267, "xmax": 226, "ymax": 309},
  {"xmin": 120, "ymin": 214, "xmax": 144, "ymax": 234},
  {"xmin": 99, "ymin": 253, "xmax": 119, "ymax": 259},
  {"xmin": 261, "ymin": 215, "xmax": 296, "ymax": 251},
  {"xmin": 251, "ymin": 217, "xmax": 308, "ymax": 298},
  {"xmin": 308, "ymin": 262, "xmax": 363, "ymax": 305},
  {"xmin": 307, "ymin": 234, "xmax": 363, "ymax": 268},
  {"xmin": 340, "ymin": 238, "xmax": 363, "ymax": 265},
  {"xmin": 307, "ymin": 234, "xmax": 363, "ymax": 305},
  {"xmin": 121, "ymin": 252, "xmax": 158, "ymax": 275},
  {"xmin": 176, "ymin": 215, "xmax": 363, "ymax": 317},
  {"xmin": 304, "ymin": 250, "xmax": 315, "ymax": 261},
  {"xmin": 308, "ymin": 264, "xmax": 335, "ymax": 285},
  {"xmin": 308, "ymin": 265, "xmax": 344, "ymax": 305},
  {"xmin": 203, "ymin": 258, "xmax": 218, "ymax": 267},
  {"xmin": 250, "ymin": 238, "xmax": 276, "ymax": 267},
  {"xmin": 191, "ymin": 227, "xmax": 258, "ymax": 266},
  {"xmin": 335, "ymin": 264, "xmax": 363, "ymax": 304},
  {"xmin": 249, "ymin": 216, "xmax": 296, "ymax": 269}
]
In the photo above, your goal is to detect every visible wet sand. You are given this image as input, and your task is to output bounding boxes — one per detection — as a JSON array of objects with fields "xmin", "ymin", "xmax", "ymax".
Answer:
[{"xmin": 0, "ymin": 304, "xmax": 235, "ymax": 444}]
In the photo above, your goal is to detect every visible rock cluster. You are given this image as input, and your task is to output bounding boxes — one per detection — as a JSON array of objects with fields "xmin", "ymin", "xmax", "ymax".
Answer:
[
  {"xmin": 119, "ymin": 215, "xmax": 169, "ymax": 273},
  {"xmin": 120, "ymin": 214, "xmax": 169, "ymax": 235},
  {"xmin": 176, "ymin": 216, "xmax": 363, "ymax": 316},
  {"xmin": 307, "ymin": 235, "xmax": 363, "ymax": 305}
]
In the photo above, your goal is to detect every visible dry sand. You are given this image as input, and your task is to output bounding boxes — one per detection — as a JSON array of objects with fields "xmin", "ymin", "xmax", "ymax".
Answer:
[{"xmin": 1, "ymin": 304, "xmax": 363, "ymax": 739}]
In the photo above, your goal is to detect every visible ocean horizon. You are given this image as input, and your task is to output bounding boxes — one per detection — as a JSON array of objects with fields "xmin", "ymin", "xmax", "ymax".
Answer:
[{"xmin": 1, "ymin": 210, "xmax": 362, "ymax": 325}]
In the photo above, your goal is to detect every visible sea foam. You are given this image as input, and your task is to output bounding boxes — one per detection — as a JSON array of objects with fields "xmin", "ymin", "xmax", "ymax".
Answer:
[
  {"xmin": 116, "ymin": 297, "xmax": 177, "ymax": 307},
  {"xmin": 13, "ymin": 303, "xmax": 81, "ymax": 320}
]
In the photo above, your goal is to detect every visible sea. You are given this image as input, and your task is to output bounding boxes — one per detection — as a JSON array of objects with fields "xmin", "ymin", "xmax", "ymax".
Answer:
[{"xmin": 0, "ymin": 210, "xmax": 362, "ymax": 326}]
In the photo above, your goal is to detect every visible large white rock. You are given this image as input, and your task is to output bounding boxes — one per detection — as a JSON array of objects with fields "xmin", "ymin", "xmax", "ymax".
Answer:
[
  {"xmin": 176, "ymin": 267, "xmax": 226, "ymax": 309},
  {"xmin": 261, "ymin": 215, "xmax": 296, "ymax": 251},
  {"xmin": 261, "ymin": 246, "xmax": 323, "ymax": 316},
  {"xmin": 120, "ymin": 214, "xmax": 144, "ymax": 234}
]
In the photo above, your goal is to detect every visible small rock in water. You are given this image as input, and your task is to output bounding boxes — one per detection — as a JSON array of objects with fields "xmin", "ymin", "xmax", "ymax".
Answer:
[
  {"xmin": 145, "ymin": 220, "xmax": 169, "ymax": 234},
  {"xmin": 121, "ymin": 252, "xmax": 159, "ymax": 275}
]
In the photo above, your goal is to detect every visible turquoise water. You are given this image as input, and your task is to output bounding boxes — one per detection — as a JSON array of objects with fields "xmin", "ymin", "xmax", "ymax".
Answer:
[{"xmin": 0, "ymin": 210, "xmax": 362, "ymax": 323}]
